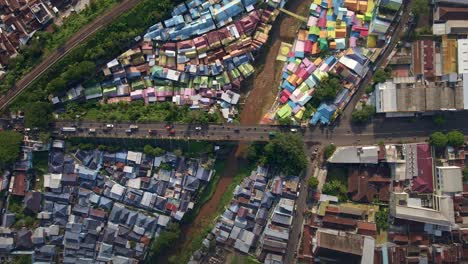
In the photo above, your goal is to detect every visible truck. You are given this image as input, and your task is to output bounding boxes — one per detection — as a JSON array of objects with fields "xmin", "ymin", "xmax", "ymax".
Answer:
[{"xmin": 61, "ymin": 127, "xmax": 77, "ymax": 133}]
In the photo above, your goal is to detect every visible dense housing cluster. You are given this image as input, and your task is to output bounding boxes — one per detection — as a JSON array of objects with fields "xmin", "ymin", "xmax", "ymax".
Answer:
[
  {"xmin": 52, "ymin": 0, "xmax": 287, "ymax": 122},
  {"xmin": 0, "ymin": 0, "xmax": 54, "ymax": 67},
  {"xmin": 193, "ymin": 167, "xmax": 300, "ymax": 263},
  {"xmin": 270, "ymin": 0, "xmax": 403, "ymax": 125},
  {"xmin": 0, "ymin": 139, "xmax": 216, "ymax": 263}
]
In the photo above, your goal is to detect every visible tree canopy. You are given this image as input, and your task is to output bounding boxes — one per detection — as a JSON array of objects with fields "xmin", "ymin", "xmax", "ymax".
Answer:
[
  {"xmin": 148, "ymin": 223, "xmax": 180, "ymax": 258},
  {"xmin": 314, "ymin": 76, "xmax": 341, "ymax": 103},
  {"xmin": 412, "ymin": 0, "xmax": 430, "ymax": 17},
  {"xmin": 351, "ymin": 104, "xmax": 376, "ymax": 123},
  {"xmin": 429, "ymin": 132, "xmax": 448, "ymax": 148},
  {"xmin": 0, "ymin": 131, "xmax": 23, "ymax": 168},
  {"xmin": 323, "ymin": 144, "xmax": 337, "ymax": 160},
  {"xmin": 24, "ymin": 102, "xmax": 52, "ymax": 130},
  {"xmin": 263, "ymin": 133, "xmax": 307, "ymax": 175},
  {"xmin": 308, "ymin": 177, "xmax": 319, "ymax": 189},
  {"xmin": 143, "ymin": 145, "xmax": 165, "ymax": 157},
  {"xmin": 373, "ymin": 69, "xmax": 391, "ymax": 83},
  {"xmin": 447, "ymin": 130, "xmax": 465, "ymax": 147}
]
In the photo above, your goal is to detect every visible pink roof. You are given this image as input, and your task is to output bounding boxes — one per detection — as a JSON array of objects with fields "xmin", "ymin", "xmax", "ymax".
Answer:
[
  {"xmin": 184, "ymin": 88, "xmax": 195, "ymax": 97},
  {"xmin": 145, "ymin": 87, "xmax": 155, "ymax": 97},
  {"xmin": 318, "ymin": 14, "xmax": 327, "ymax": 28},
  {"xmin": 306, "ymin": 64, "xmax": 316, "ymax": 74},
  {"xmin": 295, "ymin": 40, "xmax": 305, "ymax": 52},
  {"xmin": 280, "ymin": 95, "xmax": 288, "ymax": 104},
  {"xmin": 307, "ymin": 16, "xmax": 318, "ymax": 27},
  {"xmin": 302, "ymin": 58, "xmax": 312, "ymax": 67},
  {"xmin": 349, "ymin": 37, "xmax": 357, "ymax": 48},
  {"xmin": 287, "ymin": 62, "xmax": 298, "ymax": 73}
]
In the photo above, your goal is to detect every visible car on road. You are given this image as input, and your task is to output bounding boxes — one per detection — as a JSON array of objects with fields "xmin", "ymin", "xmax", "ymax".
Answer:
[
  {"xmin": 169, "ymin": 129, "xmax": 176, "ymax": 135},
  {"xmin": 290, "ymin": 128, "xmax": 298, "ymax": 133},
  {"xmin": 195, "ymin": 126, "xmax": 202, "ymax": 131},
  {"xmin": 148, "ymin": 129, "xmax": 157, "ymax": 135},
  {"xmin": 269, "ymin": 132, "xmax": 276, "ymax": 138},
  {"xmin": 234, "ymin": 128, "xmax": 240, "ymax": 133},
  {"xmin": 129, "ymin": 125, "xmax": 139, "ymax": 131},
  {"xmin": 88, "ymin": 128, "xmax": 96, "ymax": 134},
  {"xmin": 125, "ymin": 129, "xmax": 132, "ymax": 134},
  {"xmin": 106, "ymin": 124, "xmax": 114, "ymax": 129},
  {"xmin": 165, "ymin": 124, "xmax": 173, "ymax": 130}
]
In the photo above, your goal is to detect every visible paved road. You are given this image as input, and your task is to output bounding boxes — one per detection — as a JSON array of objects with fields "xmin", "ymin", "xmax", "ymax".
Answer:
[
  {"xmin": 0, "ymin": 0, "xmax": 141, "ymax": 111},
  {"xmin": 54, "ymin": 111, "xmax": 468, "ymax": 146}
]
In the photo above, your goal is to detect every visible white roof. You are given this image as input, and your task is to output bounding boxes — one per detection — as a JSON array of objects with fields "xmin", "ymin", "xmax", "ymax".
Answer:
[
  {"xmin": 123, "ymin": 166, "xmax": 134, "ymax": 174},
  {"xmin": 436, "ymin": 166, "xmax": 463, "ymax": 193},
  {"xmin": 44, "ymin": 173, "xmax": 62, "ymax": 189},
  {"xmin": 141, "ymin": 192, "xmax": 155, "ymax": 207},
  {"xmin": 126, "ymin": 178, "xmax": 141, "ymax": 189},
  {"xmin": 394, "ymin": 195, "xmax": 455, "ymax": 227},
  {"xmin": 127, "ymin": 151, "xmax": 142, "ymax": 164},
  {"xmin": 458, "ymin": 39, "xmax": 468, "ymax": 74},
  {"xmin": 463, "ymin": 74, "xmax": 468, "ymax": 110},
  {"xmin": 433, "ymin": 23, "xmax": 446, "ymax": 35},
  {"xmin": 339, "ymin": 56, "xmax": 365, "ymax": 77},
  {"xmin": 166, "ymin": 69, "xmax": 181, "ymax": 81},
  {"xmin": 375, "ymin": 81, "xmax": 397, "ymax": 113},
  {"xmin": 110, "ymin": 184, "xmax": 125, "ymax": 196},
  {"xmin": 361, "ymin": 237, "xmax": 375, "ymax": 264},
  {"xmin": 157, "ymin": 215, "xmax": 171, "ymax": 227},
  {"xmin": 328, "ymin": 146, "xmax": 379, "ymax": 164},
  {"xmin": 107, "ymin": 59, "xmax": 119, "ymax": 69}
]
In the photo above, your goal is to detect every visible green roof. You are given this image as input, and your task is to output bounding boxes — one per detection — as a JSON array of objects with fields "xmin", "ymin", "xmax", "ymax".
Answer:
[
  {"xmin": 132, "ymin": 80, "xmax": 146, "ymax": 90},
  {"xmin": 277, "ymin": 104, "xmax": 292, "ymax": 119}
]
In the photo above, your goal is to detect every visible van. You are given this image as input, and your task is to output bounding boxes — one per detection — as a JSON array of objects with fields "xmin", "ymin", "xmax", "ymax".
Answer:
[{"xmin": 89, "ymin": 128, "xmax": 96, "ymax": 134}]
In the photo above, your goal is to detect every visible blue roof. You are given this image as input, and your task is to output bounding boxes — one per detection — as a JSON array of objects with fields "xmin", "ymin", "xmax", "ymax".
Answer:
[
  {"xmin": 282, "ymin": 80, "xmax": 296, "ymax": 92},
  {"xmin": 310, "ymin": 103, "xmax": 337, "ymax": 125}
]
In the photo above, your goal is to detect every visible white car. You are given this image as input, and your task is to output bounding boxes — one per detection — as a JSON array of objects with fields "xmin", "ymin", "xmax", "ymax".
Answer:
[
  {"xmin": 195, "ymin": 126, "xmax": 202, "ymax": 131},
  {"xmin": 290, "ymin": 128, "xmax": 298, "ymax": 133},
  {"xmin": 106, "ymin": 124, "xmax": 114, "ymax": 129}
]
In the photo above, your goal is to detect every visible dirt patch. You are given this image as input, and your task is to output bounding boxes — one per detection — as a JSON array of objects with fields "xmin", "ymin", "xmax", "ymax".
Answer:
[
  {"xmin": 181, "ymin": 149, "xmax": 240, "ymax": 240},
  {"xmin": 240, "ymin": 0, "xmax": 312, "ymax": 125}
]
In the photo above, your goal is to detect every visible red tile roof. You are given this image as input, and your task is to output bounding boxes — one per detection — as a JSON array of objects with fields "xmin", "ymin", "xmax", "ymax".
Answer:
[{"xmin": 12, "ymin": 172, "xmax": 27, "ymax": 196}]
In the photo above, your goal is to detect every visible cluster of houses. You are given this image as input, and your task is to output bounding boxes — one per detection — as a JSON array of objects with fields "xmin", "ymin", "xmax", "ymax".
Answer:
[
  {"xmin": 192, "ymin": 167, "xmax": 300, "ymax": 263},
  {"xmin": 298, "ymin": 142, "xmax": 468, "ymax": 263},
  {"xmin": 270, "ymin": 0, "xmax": 402, "ymax": 125},
  {"xmin": 0, "ymin": 0, "xmax": 55, "ymax": 71},
  {"xmin": 0, "ymin": 140, "xmax": 216, "ymax": 263},
  {"xmin": 52, "ymin": 0, "xmax": 290, "ymax": 122}
]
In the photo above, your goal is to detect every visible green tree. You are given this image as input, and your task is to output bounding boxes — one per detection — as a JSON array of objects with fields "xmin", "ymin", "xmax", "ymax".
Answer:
[
  {"xmin": 433, "ymin": 115, "xmax": 446, "ymax": 127},
  {"xmin": 150, "ymin": 223, "xmax": 180, "ymax": 256},
  {"xmin": 412, "ymin": 0, "xmax": 430, "ymax": 17},
  {"xmin": 373, "ymin": 69, "xmax": 390, "ymax": 83},
  {"xmin": 447, "ymin": 130, "xmax": 465, "ymax": 147},
  {"xmin": 365, "ymin": 84, "xmax": 375, "ymax": 95},
  {"xmin": 24, "ymin": 102, "xmax": 52, "ymax": 130},
  {"xmin": 322, "ymin": 179, "xmax": 347, "ymax": 201},
  {"xmin": 352, "ymin": 104, "xmax": 376, "ymax": 123},
  {"xmin": 308, "ymin": 177, "xmax": 319, "ymax": 189},
  {"xmin": 375, "ymin": 207, "xmax": 389, "ymax": 232},
  {"xmin": 264, "ymin": 133, "xmax": 307, "ymax": 175},
  {"xmin": 429, "ymin": 132, "xmax": 448, "ymax": 148},
  {"xmin": 314, "ymin": 76, "xmax": 341, "ymax": 102},
  {"xmin": 0, "ymin": 131, "xmax": 23, "ymax": 168},
  {"xmin": 323, "ymin": 144, "xmax": 337, "ymax": 160},
  {"xmin": 463, "ymin": 168, "xmax": 468, "ymax": 182}
]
